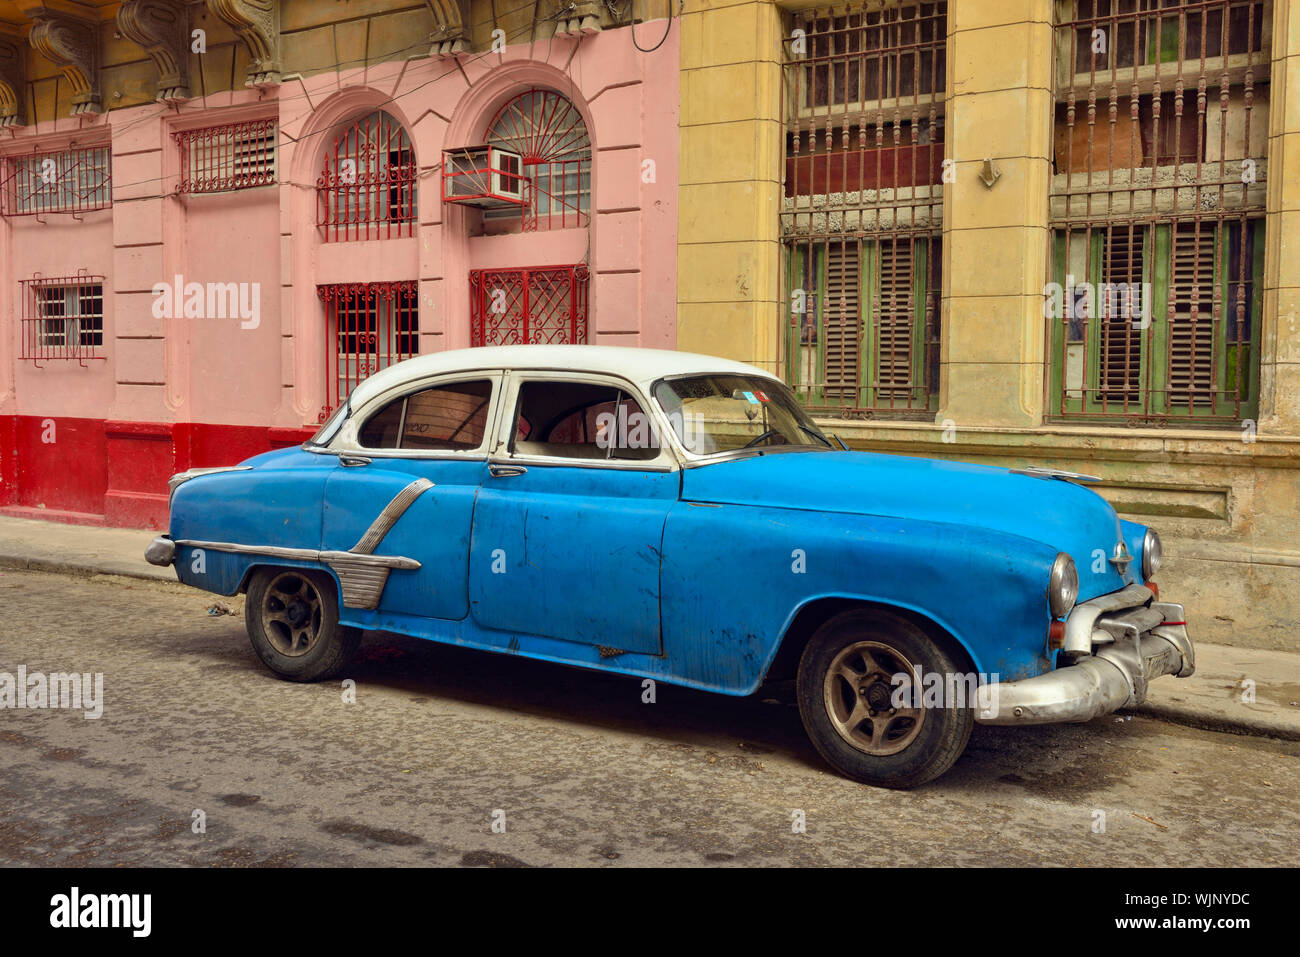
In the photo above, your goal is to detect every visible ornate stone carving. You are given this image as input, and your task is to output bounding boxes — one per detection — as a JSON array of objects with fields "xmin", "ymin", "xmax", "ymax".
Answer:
[
  {"xmin": 426, "ymin": 0, "xmax": 469, "ymax": 58},
  {"xmin": 0, "ymin": 32, "xmax": 25, "ymax": 127},
  {"xmin": 23, "ymin": 7, "xmax": 101, "ymax": 115},
  {"xmin": 117, "ymin": 0, "xmax": 191, "ymax": 101},
  {"xmin": 206, "ymin": 0, "xmax": 279, "ymax": 87}
]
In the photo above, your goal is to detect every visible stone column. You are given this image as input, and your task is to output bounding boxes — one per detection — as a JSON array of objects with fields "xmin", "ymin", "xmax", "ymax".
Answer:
[
  {"xmin": 937, "ymin": 0, "xmax": 1055, "ymax": 427},
  {"xmin": 1261, "ymin": 0, "xmax": 1300, "ymax": 432},
  {"xmin": 676, "ymin": 0, "xmax": 784, "ymax": 373}
]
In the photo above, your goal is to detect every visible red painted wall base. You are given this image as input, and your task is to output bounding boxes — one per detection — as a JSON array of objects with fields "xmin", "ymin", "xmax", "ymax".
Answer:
[{"xmin": 0, "ymin": 415, "xmax": 316, "ymax": 530}]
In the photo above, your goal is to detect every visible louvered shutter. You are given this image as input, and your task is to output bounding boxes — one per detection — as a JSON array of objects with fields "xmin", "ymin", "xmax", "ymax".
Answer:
[
  {"xmin": 875, "ymin": 237, "xmax": 915, "ymax": 401},
  {"xmin": 823, "ymin": 242, "xmax": 861, "ymax": 402},
  {"xmin": 1168, "ymin": 223, "xmax": 1217, "ymax": 409}
]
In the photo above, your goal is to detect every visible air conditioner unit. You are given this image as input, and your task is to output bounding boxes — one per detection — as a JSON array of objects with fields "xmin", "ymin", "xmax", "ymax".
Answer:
[{"xmin": 441, "ymin": 146, "xmax": 526, "ymax": 208}]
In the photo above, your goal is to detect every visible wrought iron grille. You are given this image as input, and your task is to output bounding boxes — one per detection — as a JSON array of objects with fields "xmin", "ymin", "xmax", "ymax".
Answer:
[
  {"xmin": 175, "ymin": 118, "xmax": 277, "ymax": 193},
  {"xmin": 19, "ymin": 273, "xmax": 106, "ymax": 366},
  {"xmin": 484, "ymin": 89, "xmax": 591, "ymax": 231},
  {"xmin": 469, "ymin": 265, "xmax": 590, "ymax": 346},
  {"xmin": 1, "ymin": 146, "xmax": 111, "ymax": 216},
  {"xmin": 316, "ymin": 111, "xmax": 416, "ymax": 242},
  {"xmin": 318, "ymin": 281, "xmax": 419, "ymax": 417},
  {"xmin": 1048, "ymin": 0, "xmax": 1267, "ymax": 424},
  {"xmin": 781, "ymin": 2, "xmax": 945, "ymax": 417}
]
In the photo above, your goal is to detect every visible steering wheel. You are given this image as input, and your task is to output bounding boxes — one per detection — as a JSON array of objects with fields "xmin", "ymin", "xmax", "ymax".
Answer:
[{"xmin": 740, "ymin": 428, "xmax": 782, "ymax": 450}]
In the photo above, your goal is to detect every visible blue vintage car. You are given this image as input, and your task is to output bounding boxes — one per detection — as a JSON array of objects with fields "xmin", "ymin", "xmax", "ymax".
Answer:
[{"xmin": 146, "ymin": 345, "xmax": 1194, "ymax": 787}]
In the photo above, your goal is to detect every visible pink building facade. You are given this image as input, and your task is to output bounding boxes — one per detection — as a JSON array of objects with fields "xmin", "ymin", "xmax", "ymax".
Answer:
[{"xmin": 0, "ymin": 27, "xmax": 679, "ymax": 528}]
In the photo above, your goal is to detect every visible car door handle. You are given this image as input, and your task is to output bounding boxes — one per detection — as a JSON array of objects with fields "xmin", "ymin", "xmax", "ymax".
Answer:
[
  {"xmin": 339, "ymin": 455, "xmax": 371, "ymax": 467},
  {"xmin": 489, "ymin": 464, "xmax": 527, "ymax": 477}
]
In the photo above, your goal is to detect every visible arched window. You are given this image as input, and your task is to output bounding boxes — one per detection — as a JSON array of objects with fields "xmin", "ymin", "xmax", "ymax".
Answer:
[
  {"xmin": 317, "ymin": 110, "xmax": 416, "ymax": 242},
  {"xmin": 485, "ymin": 89, "xmax": 590, "ymax": 230}
]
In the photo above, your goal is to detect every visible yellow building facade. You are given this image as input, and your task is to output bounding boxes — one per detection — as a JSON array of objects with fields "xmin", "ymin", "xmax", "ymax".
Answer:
[{"xmin": 679, "ymin": 0, "xmax": 1300, "ymax": 649}]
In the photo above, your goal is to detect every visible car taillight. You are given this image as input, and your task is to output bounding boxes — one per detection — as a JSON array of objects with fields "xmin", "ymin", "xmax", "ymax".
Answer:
[
  {"xmin": 1048, "ymin": 620, "xmax": 1066, "ymax": 650},
  {"xmin": 1146, "ymin": 582, "xmax": 1159, "ymax": 599}
]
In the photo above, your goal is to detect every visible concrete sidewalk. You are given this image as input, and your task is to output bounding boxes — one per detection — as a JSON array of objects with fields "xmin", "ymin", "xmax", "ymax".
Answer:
[{"xmin": 1, "ymin": 513, "xmax": 1297, "ymax": 741}]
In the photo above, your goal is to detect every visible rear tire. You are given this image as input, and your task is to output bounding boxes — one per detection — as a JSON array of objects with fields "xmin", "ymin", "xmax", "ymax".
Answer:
[
  {"xmin": 796, "ymin": 609, "xmax": 973, "ymax": 788},
  {"xmin": 245, "ymin": 567, "xmax": 361, "ymax": 682}
]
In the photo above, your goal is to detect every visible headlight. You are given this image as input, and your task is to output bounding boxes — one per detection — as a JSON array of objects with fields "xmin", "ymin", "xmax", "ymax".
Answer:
[
  {"xmin": 1142, "ymin": 528, "xmax": 1162, "ymax": 580},
  {"xmin": 1048, "ymin": 552, "xmax": 1079, "ymax": 618}
]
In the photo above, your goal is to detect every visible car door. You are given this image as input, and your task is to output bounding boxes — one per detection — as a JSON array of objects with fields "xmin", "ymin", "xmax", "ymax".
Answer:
[
  {"xmin": 320, "ymin": 372, "xmax": 501, "ymax": 621},
  {"xmin": 467, "ymin": 371, "xmax": 677, "ymax": 654}
]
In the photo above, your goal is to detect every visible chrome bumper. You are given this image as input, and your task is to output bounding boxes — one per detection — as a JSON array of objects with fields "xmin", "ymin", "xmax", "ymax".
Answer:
[
  {"xmin": 145, "ymin": 536, "xmax": 176, "ymax": 567},
  {"xmin": 976, "ymin": 584, "xmax": 1194, "ymax": 726}
]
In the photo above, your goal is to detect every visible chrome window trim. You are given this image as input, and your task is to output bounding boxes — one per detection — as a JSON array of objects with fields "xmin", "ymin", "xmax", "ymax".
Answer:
[
  {"xmin": 340, "ymin": 371, "xmax": 504, "ymax": 458},
  {"xmin": 649, "ymin": 373, "xmax": 834, "ymax": 465},
  {"xmin": 491, "ymin": 369, "xmax": 684, "ymax": 473}
]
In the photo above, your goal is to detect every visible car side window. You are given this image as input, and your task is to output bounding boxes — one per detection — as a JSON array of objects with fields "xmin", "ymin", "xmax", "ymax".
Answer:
[
  {"xmin": 358, "ymin": 379, "xmax": 493, "ymax": 452},
  {"xmin": 358, "ymin": 398, "xmax": 403, "ymax": 449},
  {"xmin": 512, "ymin": 380, "xmax": 660, "ymax": 462}
]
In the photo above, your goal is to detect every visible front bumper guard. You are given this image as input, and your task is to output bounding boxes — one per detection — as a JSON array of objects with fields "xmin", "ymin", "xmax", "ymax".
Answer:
[
  {"xmin": 145, "ymin": 535, "xmax": 176, "ymax": 567},
  {"xmin": 977, "ymin": 585, "xmax": 1194, "ymax": 726}
]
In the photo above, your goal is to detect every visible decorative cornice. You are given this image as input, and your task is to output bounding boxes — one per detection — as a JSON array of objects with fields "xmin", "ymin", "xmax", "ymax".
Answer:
[
  {"xmin": 426, "ymin": 0, "xmax": 469, "ymax": 58},
  {"xmin": 206, "ymin": 0, "xmax": 279, "ymax": 87},
  {"xmin": 23, "ymin": 6, "xmax": 101, "ymax": 115},
  {"xmin": 0, "ymin": 32, "xmax": 24, "ymax": 127},
  {"xmin": 117, "ymin": 0, "xmax": 191, "ymax": 101}
]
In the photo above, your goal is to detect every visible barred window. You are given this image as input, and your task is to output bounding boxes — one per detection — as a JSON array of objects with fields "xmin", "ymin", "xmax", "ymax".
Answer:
[
  {"xmin": 175, "ymin": 119, "xmax": 277, "ymax": 193},
  {"xmin": 484, "ymin": 89, "xmax": 591, "ymax": 231},
  {"xmin": 317, "ymin": 281, "xmax": 419, "ymax": 417},
  {"xmin": 1049, "ymin": 0, "xmax": 1267, "ymax": 423},
  {"xmin": 19, "ymin": 275, "xmax": 106, "ymax": 365},
  {"xmin": 782, "ymin": 3, "xmax": 946, "ymax": 417},
  {"xmin": 316, "ymin": 111, "xmax": 416, "ymax": 242},
  {"xmin": 1, "ymin": 146, "xmax": 111, "ymax": 216},
  {"xmin": 469, "ymin": 265, "xmax": 589, "ymax": 346}
]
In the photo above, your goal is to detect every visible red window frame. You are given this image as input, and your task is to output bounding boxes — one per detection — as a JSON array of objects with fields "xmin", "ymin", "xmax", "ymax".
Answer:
[
  {"xmin": 1, "ymin": 145, "xmax": 112, "ymax": 216},
  {"xmin": 318, "ymin": 281, "xmax": 419, "ymax": 420},
  {"xmin": 174, "ymin": 118, "xmax": 277, "ymax": 194},
  {"xmin": 469, "ymin": 265, "xmax": 589, "ymax": 347},
  {"xmin": 316, "ymin": 111, "xmax": 417, "ymax": 242},
  {"xmin": 483, "ymin": 89, "xmax": 591, "ymax": 232},
  {"xmin": 19, "ymin": 272, "xmax": 107, "ymax": 367}
]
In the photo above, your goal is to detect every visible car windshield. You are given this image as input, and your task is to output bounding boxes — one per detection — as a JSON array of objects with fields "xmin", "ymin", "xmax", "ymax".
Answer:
[
  {"xmin": 307, "ymin": 402, "xmax": 348, "ymax": 447},
  {"xmin": 653, "ymin": 375, "xmax": 833, "ymax": 456}
]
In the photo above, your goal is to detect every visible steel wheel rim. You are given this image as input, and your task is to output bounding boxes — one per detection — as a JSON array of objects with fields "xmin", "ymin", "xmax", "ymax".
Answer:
[
  {"xmin": 823, "ymin": 640, "xmax": 925, "ymax": 756},
  {"xmin": 260, "ymin": 572, "xmax": 325, "ymax": 658}
]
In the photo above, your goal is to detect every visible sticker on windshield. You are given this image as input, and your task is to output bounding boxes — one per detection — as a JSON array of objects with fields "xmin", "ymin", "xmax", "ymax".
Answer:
[
  {"xmin": 742, "ymin": 391, "xmax": 759, "ymax": 404},
  {"xmin": 754, "ymin": 390, "xmax": 770, "ymax": 402}
]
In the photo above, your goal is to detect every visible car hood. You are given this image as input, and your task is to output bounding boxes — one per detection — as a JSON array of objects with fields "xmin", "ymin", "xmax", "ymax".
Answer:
[{"xmin": 680, "ymin": 449, "xmax": 1133, "ymax": 601}]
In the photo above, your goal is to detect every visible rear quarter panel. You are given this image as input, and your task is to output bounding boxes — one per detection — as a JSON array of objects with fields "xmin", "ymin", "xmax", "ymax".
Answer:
[{"xmin": 170, "ymin": 448, "xmax": 335, "ymax": 596}]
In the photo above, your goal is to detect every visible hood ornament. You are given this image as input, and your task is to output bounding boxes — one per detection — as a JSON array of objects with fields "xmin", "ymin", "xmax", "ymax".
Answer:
[
  {"xmin": 1009, "ymin": 466, "xmax": 1102, "ymax": 484},
  {"xmin": 1109, "ymin": 540, "xmax": 1134, "ymax": 574}
]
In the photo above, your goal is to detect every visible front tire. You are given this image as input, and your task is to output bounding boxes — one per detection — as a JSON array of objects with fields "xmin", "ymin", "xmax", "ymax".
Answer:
[
  {"xmin": 796, "ymin": 609, "xmax": 974, "ymax": 788},
  {"xmin": 244, "ymin": 567, "xmax": 360, "ymax": 682}
]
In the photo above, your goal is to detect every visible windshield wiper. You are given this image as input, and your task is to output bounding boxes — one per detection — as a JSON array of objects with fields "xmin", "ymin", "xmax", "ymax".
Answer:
[{"xmin": 799, "ymin": 425, "xmax": 834, "ymax": 448}]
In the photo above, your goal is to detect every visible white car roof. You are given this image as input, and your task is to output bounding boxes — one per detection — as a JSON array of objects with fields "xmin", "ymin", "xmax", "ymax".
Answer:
[{"xmin": 347, "ymin": 344, "xmax": 776, "ymax": 408}]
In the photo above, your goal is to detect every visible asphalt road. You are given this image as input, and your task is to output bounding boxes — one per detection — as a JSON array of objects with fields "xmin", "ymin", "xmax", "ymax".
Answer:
[{"xmin": 1, "ymin": 568, "xmax": 1297, "ymax": 867}]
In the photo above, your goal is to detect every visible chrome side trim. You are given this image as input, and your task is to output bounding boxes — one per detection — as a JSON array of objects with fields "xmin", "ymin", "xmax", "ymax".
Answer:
[
  {"xmin": 171, "ymin": 539, "xmax": 420, "ymax": 611},
  {"xmin": 352, "ymin": 478, "xmax": 434, "ymax": 554},
  {"xmin": 172, "ymin": 540, "xmax": 421, "ymax": 570}
]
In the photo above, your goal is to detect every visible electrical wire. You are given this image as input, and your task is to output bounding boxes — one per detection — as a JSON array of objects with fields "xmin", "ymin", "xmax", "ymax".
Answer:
[
  {"xmin": 3, "ymin": 0, "xmax": 580, "ymax": 200},
  {"xmin": 630, "ymin": 0, "xmax": 674, "ymax": 54}
]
